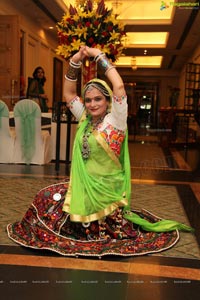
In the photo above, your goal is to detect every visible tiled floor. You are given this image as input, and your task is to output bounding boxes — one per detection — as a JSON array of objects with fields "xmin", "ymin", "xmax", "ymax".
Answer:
[{"xmin": 0, "ymin": 128, "xmax": 200, "ymax": 300}]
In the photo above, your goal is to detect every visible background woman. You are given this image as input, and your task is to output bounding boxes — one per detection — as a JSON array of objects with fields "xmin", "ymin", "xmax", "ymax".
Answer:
[{"xmin": 26, "ymin": 66, "xmax": 49, "ymax": 112}]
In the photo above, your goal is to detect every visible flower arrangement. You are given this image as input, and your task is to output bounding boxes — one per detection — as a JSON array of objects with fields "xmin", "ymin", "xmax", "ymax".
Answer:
[{"xmin": 56, "ymin": 0, "xmax": 126, "ymax": 62}]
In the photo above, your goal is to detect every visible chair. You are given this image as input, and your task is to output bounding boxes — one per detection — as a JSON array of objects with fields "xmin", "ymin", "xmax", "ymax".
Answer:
[
  {"xmin": 0, "ymin": 100, "xmax": 15, "ymax": 163},
  {"xmin": 12, "ymin": 99, "xmax": 52, "ymax": 165}
]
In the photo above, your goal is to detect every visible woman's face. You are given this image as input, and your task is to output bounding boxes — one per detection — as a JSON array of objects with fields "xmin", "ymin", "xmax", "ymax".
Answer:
[
  {"xmin": 84, "ymin": 87, "xmax": 108, "ymax": 121},
  {"xmin": 36, "ymin": 69, "xmax": 44, "ymax": 79}
]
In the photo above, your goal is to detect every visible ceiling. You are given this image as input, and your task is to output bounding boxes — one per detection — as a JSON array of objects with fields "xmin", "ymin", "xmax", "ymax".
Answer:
[{"xmin": 13, "ymin": 0, "xmax": 200, "ymax": 72}]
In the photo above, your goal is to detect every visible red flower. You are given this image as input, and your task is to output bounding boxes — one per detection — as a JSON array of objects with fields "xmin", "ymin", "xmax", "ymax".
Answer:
[
  {"xmin": 102, "ymin": 31, "xmax": 108, "ymax": 37},
  {"xmin": 94, "ymin": 20, "xmax": 100, "ymax": 27},
  {"xmin": 66, "ymin": 18, "xmax": 74, "ymax": 25},
  {"xmin": 88, "ymin": 37, "xmax": 94, "ymax": 44},
  {"xmin": 59, "ymin": 35, "xmax": 70, "ymax": 45},
  {"xmin": 85, "ymin": 21, "xmax": 91, "ymax": 27},
  {"xmin": 112, "ymin": 49, "xmax": 118, "ymax": 55}
]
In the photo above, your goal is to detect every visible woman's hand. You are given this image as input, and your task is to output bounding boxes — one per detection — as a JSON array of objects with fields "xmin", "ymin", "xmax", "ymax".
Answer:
[
  {"xmin": 84, "ymin": 46, "xmax": 101, "ymax": 59},
  {"xmin": 72, "ymin": 46, "xmax": 102, "ymax": 63},
  {"xmin": 71, "ymin": 46, "xmax": 87, "ymax": 63}
]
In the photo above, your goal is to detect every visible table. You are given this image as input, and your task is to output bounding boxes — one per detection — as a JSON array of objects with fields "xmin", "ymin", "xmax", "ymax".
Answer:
[{"xmin": 9, "ymin": 111, "xmax": 77, "ymax": 164}]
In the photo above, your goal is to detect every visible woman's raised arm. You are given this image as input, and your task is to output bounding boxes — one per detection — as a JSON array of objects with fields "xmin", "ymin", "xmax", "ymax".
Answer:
[
  {"xmin": 84, "ymin": 47, "xmax": 126, "ymax": 98},
  {"xmin": 63, "ymin": 46, "xmax": 86, "ymax": 104},
  {"xmin": 64, "ymin": 46, "xmax": 126, "ymax": 103}
]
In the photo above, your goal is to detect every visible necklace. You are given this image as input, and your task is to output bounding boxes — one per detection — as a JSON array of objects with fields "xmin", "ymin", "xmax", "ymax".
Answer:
[{"xmin": 81, "ymin": 116, "xmax": 104, "ymax": 159}]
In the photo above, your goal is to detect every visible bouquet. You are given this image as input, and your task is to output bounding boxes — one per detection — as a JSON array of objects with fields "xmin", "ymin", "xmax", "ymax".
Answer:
[{"xmin": 56, "ymin": 0, "xmax": 126, "ymax": 62}]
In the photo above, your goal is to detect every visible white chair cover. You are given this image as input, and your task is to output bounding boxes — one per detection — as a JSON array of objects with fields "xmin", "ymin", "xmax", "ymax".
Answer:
[
  {"xmin": 0, "ymin": 100, "xmax": 15, "ymax": 163},
  {"xmin": 13, "ymin": 99, "xmax": 52, "ymax": 165}
]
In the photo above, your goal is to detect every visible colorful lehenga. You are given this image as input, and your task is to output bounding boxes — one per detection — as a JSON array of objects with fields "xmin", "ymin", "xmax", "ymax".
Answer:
[{"xmin": 7, "ymin": 94, "xmax": 193, "ymax": 257}]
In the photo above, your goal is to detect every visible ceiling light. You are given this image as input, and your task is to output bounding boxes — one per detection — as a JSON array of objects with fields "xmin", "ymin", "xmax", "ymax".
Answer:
[
  {"xmin": 125, "ymin": 32, "xmax": 168, "ymax": 48},
  {"xmin": 116, "ymin": 56, "xmax": 163, "ymax": 68}
]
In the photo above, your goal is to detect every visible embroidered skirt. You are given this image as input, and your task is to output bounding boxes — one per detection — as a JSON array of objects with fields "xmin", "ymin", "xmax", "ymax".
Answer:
[{"xmin": 7, "ymin": 182, "xmax": 179, "ymax": 257}]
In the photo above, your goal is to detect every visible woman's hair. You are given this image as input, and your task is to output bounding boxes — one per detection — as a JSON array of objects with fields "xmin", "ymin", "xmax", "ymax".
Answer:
[
  {"xmin": 32, "ymin": 66, "xmax": 46, "ymax": 85},
  {"xmin": 82, "ymin": 78, "xmax": 112, "ymax": 102}
]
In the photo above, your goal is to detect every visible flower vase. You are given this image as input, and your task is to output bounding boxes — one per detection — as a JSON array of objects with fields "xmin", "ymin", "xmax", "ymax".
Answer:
[{"xmin": 82, "ymin": 58, "xmax": 97, "ymax": 87}]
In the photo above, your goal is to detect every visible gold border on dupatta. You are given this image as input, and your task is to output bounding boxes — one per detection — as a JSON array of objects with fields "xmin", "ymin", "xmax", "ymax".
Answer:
[{"xmin": 69, "ymin": 197, "xmax": 128, "ymax": 222}]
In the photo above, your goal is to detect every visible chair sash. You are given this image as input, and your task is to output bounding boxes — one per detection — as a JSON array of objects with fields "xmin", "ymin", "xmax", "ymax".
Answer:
[
  {"xmin": 14, "ymin": 100, "xmax": 41, "ymax": 163},
  {"xmin": 0, "ymin": 100, "xmax": 9, "ymax": 128}
]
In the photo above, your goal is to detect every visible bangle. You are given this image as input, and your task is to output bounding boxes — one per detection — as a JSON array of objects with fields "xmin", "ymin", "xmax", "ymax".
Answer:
[
  {"xmin": 97, "ymin": 55, "xmax": 116, "ymax": 75},
  {"xmin": 69, "ymin": 59, "xmax": 82, "ymax": 68},
  {"xmin": 65, "ymin": 59, "xmax": 82, "ymax": 81},
  {"xmin": 94, "ymin": 52, "xmax": 105, "ymax": 62},
  {"xmin": 64, "ymin": 74, "xmax": 77, "ymax": 82}
]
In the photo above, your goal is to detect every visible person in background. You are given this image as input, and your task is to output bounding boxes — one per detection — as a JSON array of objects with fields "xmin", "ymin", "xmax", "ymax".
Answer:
[{"xmin": 26, "ymin": 66, "xmax": 49, "ymax": 112}]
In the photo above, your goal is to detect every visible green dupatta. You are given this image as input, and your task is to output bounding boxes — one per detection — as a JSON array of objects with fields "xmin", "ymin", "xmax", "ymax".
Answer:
[
  {"xmin": 63, "ymin": 114, "xmax": 194, "ymax": 232},
  {"xmin": 63, "ymin": 115, "xmax": 131, "ymax": 222}
]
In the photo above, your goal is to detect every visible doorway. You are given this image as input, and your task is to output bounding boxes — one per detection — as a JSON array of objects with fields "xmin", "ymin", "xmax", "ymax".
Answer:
[{"xmin": 125, "ymin": 81, "xmax": 159, "ymax": 136}]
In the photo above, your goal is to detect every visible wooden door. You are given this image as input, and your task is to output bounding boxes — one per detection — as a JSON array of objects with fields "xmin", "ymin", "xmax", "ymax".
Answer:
[{"xmin": 0, "ymin": 15, "xmax": 20, "ymax": 110}]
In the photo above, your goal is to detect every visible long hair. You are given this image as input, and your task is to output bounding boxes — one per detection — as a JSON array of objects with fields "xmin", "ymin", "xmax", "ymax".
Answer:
[{"xmin": 32, "ymin": 66, "xmax": 46, "ymax": 86}]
